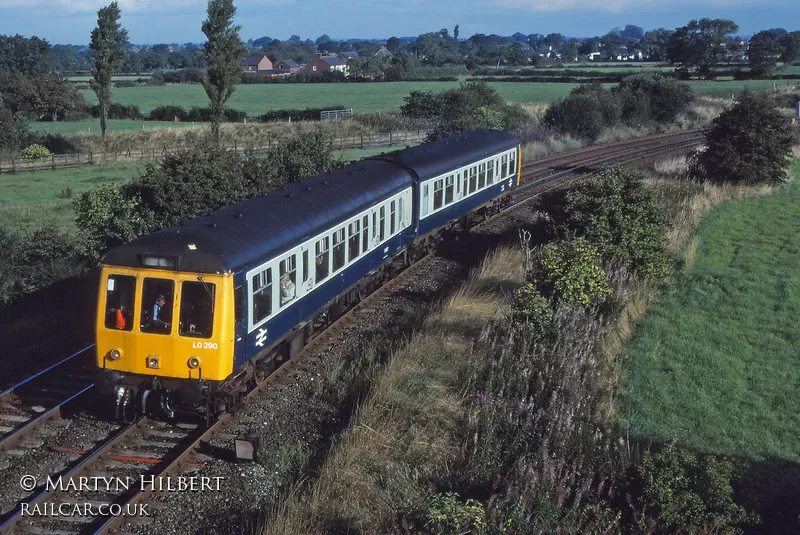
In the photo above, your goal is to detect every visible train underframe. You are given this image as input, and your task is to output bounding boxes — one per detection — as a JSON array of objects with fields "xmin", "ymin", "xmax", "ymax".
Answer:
[{"xmin": 99, "ymin": 194, "xmax": 510, "ymax": 423}]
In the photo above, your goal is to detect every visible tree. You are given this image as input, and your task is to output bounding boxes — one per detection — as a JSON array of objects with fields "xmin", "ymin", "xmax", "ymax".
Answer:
[
  {"xmin": 200, "ymin": 0, "xmax": 247, "ymax": 142},
  {"xmin": 748, "ymin": 30, "xmax": 785, "ymax": 76},
  {"xmin": 385, "ymin": 36, "xmax": 401, "ymax": 53},
  {"xmin": 639, "ymin": 28, "xmax": 673, "ymax": 61},
  {"xmin": 454, "ymin": 25, "xmax": 460, "ymax": 40},
  {"xmin": 690, "ymin": 93, "xmax": 797, "ymax": 185},
  {"xmin": 780, "ymin": 31, "xmax": 800, "ymax": 63},
  {"xmin": 0, "ymin": 105, "xmax": 30, "ymax": 152},
  {"xmin": 614, "ymin": 73, "xmax": 693, "ymax": 125},
  {"xmin": 0, "ymin": 34, "xmax": 53, "ymax": 77},
  {"xmin": 90, "ymin": 2, "xmax": 128, "ymax": 139},
  {"xmin": 620, "ymin": 24, "xmax": 645, "ymax": 40},
  {"xmin": 667, "ymin": 18, "xmax": 739, "ymax": 79}
]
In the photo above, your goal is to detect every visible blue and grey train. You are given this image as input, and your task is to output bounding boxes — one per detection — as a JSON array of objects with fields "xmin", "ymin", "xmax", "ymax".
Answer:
[{"xmin": 95, "ymin": 129, "xmax": 521, "ymax": 418}]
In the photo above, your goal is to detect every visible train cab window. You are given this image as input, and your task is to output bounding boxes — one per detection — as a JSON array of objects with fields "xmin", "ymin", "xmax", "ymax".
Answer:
[
  {"xmin": 315, "ymin": 237, "xmax": 330, "ymax": 282},
  {"xmin": 487, "ymin": 160, "xmax": 495, "ymax": 183},
  {"xmin": 362, "ymin": 215, "xmax": 369, "ymax": 252},
  {"xmin": 509, "ymin": 150, "xmax": 517, "ymax": 176},
  {"xmin": 421, "ymin": 185, "xmax": 429, "ymax": 217},
  {"xmin": 104, "ymin": 274, "xmax": 135, "ymax": 331},
  {"xmin": 333, "ymin": 228, "xmax": 346, "ymax": 272},
  {"xmin": 469, "ymin": 166, "xmax": 477, "ymax": 194},
  {"xmin": 252, "ymin": 269, "xmax": 272, "ymax": 324},
  {"xmin": 348, "ymin": 221, "xmax": 361, "ymax": 262},
  {"xmin": 444, "ymin": 176, "xmax": 454, "ymax": 205},
  {"xmin": 501, "ymin": 154, "xmax": 508, "ymax": 178},
  {"xmin": 433, "ymin": 180, "xmax": 444, "ymax": 210},
  {"xmin": 179, "ymin": 281, "xmax": 215, "ymax": 338},
  {"xmin": 279, "ymin": 256, "xmax": 297, "ymax": 306},
  {"xmin": 140, "ymin": 278, "xmax": 174, "ymax": 335},
  {"xmin": 390, "ymin": 201, "xmax": 397, "ymax": 235},
  {"xmin": 379, "ymin": 206, "xmax": 386, "ymax": 241}
]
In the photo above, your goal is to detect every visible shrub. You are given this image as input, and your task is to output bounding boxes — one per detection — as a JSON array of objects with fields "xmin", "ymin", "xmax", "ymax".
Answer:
[
  {"xmin": 635, "ymin": 444, "xmax": 758, "ymax": 534},
  {"xmin": 30, "ymin": 133, "xmax": 78, "ymax": 154},
  {"xmin": 148, "ymin": 104, "xmax": 187, "ymax": 122},
  {"xmin": 424, "ymin": 492, "xmax": 485, "ymax": 534},
  {"xmin": 511, "ymin": 283, "xmax": 553, "ymax": 336},
  {"xmin": 557, "ymin": 167, "xmax": 670, "ymax": 279},
  {"xmin": 113, "ymin": 80, "xmax": 137, "ymax": 88},
  {"xmin": 533, "ymin": 238, "xmax": 611, "ymax": 307},
  {"xmin": 0, "ymin": 107, "xmax": 31, "ymax": 153},
  {"xmin": 21, "ymin": 144, "xmax": 52, "ymax": 160},
  {"xmin": 542, "ymin": 85, "xmax": 620, "ymax": 141},
  {"xmin": 614, "ymin": 73, "xmax": 693, "ymax": 126},
  {"xmin": 690, "ymin": 92, "xmax": 798, "ymax": 185},
  {"xmin": 258, "ymin": 106, "xmax": 347, "ymax": 122}
]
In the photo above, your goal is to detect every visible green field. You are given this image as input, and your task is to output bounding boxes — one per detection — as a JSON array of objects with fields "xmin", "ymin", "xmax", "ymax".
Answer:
[
  {"xmin": 619, "ymin": 160, "xmax": 800, "ymax": 462},
  {"xmin": 0, "ymin": 145, "xmax": 409, "ymax": 231},
  {"xmin": 21, "ymin": 79, "xmax": 792, "ymax": 135}
]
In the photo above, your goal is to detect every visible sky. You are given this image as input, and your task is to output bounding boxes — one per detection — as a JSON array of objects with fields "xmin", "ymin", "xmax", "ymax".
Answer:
[{"xmin": 0, "ymin": 0, "xmax": 798, "ymax": 45}]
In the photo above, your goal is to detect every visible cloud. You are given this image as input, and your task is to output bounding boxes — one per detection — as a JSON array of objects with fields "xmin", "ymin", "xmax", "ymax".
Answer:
[
  {"xmin": 0, "ymin": 0, "xmax": 204, "ymax": 13},
  {"xmin": 496, "ymin": 0, "xmax": 762, "ymax": 12}
]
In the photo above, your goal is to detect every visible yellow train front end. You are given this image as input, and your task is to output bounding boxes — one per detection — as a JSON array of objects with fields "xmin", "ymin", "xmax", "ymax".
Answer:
[{"xmin": 96, "ymin": 265, "xmax": 235, "ymax": 419}]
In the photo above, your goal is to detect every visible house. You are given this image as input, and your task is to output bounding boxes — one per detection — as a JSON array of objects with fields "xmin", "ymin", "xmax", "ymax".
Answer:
[
  {"xmin": 308, "ymin": 53, "xmax": 348, "ymax": 74},
  {"xmin": 374, "ymin": 46, "xmax": 392, "ymax": 58},
  {"xmin": 340, "ymin": 51, "xmax": 358, "ymax": 59},
  {"xmin": 241, "ymin": 55, "xmax": 273, "ymax": 73},
  {"xmin": 274, "ymin": 59, "xmax": 300, "ymax": 73},
  {"xmin": 586, "ymin": 51, "xmax": 601, "ymax": 61}
]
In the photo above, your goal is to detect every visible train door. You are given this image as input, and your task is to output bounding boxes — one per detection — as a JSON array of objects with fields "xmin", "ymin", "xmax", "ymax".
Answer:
[{"xmin": 233, "ymin": 283, "xmax": 247, "ymax": 363}]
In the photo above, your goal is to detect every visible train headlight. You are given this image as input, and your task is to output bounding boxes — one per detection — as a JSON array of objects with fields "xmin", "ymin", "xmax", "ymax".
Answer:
[
  {"xmin": 146, "ymin": 356, "xmax": 160, "ymax": 369},
  {"xmin": 187, "ymin": 357, "xmax": 201, "ymax": 369},
  {"xmin": 109, "ymin": 349, "xmax": 122, "ymax": 361}
]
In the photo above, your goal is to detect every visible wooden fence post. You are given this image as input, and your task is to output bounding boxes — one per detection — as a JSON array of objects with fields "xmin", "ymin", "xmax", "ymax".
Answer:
[{"xmin": 52, "ymin": 154, "xmax": 56, "ymax": 170}]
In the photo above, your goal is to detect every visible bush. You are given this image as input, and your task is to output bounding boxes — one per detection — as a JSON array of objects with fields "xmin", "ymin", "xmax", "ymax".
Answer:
[
  {"xmin": 258, "ymin": 106, "xmax": 346, "ymax": 122},
  {"xmin": 21, "ymin": 144, "xmax": 52, "ymax": 160},
  {"xmin": 148, "ymin": 105, "xmax": 188, "ymax": 122},
  {"xmin": 614, "ymin": 73, "xmax": 693, "ymax": 126},
  {"xmin": 91, "ymin": 103, "xmax": 144, "ymax": 120},
  {"xmin": 533, "ymin": 238, "xmax": 611, "ymax": 307},
  {"xmin": 423, "ymin": 492, "xmax": 484, "ymax": 534},
  {"xmin": 556, "ymin": 167, "xmax": 670, "ymax": 279},
  {"xmin": 690, "ymin": 92, "xmax": 798, "ymax": 185},
  {"xmin": 113, "ymin": 80, "xmax": 137, "ymax": 88},
  {"xmin": 635, "ymin": 444, "xmax": 758, "ymax": 534},
  {"xmin": 0, "ymin": 107, "xmax": 31, "ymax": 153},
  {"xmin": 511, "ymin": 283, "xmax": 553, "ymax": 336},
  {"xmin": 30, "ymin": 133, "xmax": 78, "ymax": 155},
  {"xmin": 542, "ymin": 85, "xmax": 620, "ymax": 141}
]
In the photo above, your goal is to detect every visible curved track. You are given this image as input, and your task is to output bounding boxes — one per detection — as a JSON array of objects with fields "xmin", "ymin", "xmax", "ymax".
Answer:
[{"xmin": 0, "ymin": 129, "xmax": 702, "ymax": 535}]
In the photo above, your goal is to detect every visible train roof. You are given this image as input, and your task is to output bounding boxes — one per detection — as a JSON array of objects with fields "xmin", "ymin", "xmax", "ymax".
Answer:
[
  {"xmin": 372, "ymin": 129, "xmax": 519, "ymax": 181},
  {"xmin": 102, "ymin": 159, "xmax": 412, "ymax": 275}
]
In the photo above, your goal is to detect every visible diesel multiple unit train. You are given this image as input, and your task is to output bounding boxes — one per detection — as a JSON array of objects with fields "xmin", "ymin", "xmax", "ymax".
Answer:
[{"xmin": 96, "ymin": 129, "xmax": 521, "ymax": 420}]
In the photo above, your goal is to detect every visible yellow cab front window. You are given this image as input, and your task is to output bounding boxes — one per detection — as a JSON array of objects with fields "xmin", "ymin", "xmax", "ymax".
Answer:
[
  {"xmin": 140, "ymin": 278, "xmax": 174, "ymax": 335},
  {"xmin": 179, "ymin": 280, "xmax": 215, "ymax": 339}
]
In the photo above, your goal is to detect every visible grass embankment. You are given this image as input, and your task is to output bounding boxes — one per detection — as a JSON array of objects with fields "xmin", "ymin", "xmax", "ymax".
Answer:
[
  {"xmin": 266, "ymin": 248, "xmax": 525, "ymax": 534},
  {"xmin": 619, "ymin": 159, "xmax": 800, "ymax": 462}
]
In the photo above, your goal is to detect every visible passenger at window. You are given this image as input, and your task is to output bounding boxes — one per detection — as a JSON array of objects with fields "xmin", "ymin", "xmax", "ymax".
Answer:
[
  {"xmin": 115, "ymin": 307, "xmax": 127, "ymax": 329},
  {"xmin": 280, "ymin": 275, "xmax": 296, "ymax": 305}
]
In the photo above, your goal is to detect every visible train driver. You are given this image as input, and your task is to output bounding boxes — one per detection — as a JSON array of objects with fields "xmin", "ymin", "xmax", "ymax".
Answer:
[{"xmin": 152, "ymin": 295, "xmax": 170, "ymax": 328}]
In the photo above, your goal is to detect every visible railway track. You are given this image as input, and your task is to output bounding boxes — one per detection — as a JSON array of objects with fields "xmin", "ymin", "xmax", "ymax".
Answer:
[{"xmin": 0, "ymin": 129, "xmax": 702, "ymax": 535}]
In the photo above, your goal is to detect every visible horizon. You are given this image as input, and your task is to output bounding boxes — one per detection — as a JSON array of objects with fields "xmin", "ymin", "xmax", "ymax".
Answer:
[{"xmin": 0, "ymin": 0, "xmax": 798, "ymax": 46}]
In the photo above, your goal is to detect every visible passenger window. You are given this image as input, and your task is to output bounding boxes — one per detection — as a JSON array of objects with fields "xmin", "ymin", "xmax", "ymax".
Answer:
[
  {"xmin": 501, "ymin": 154, "xmax": 508, "ymax": 178},
  {"xmin": 379, "ymin": 206, "xmax": 386, "ymax": 241},
  {"xmin": 390, "ymin": 200, "xmax": 396, "ymax": 235},
  {"xmin": 445, "ymin": 175, "xmax": 454, "ymax": 204},
  {"xmin": 487, "ymin": 160, "xmax": 494, "ymax": 183},
  {"xmin": 333, "ymin": 228, "xmax": 346, "ymax": 271},
  {"xmin": 478, "ymin": 163, "xmax": 486, "ymax": 189},
  {"xmin": 399, "ymin": 197, "xmax": 404, "ymax": 226},
  {"xmin": 469, "ymin": 167, "xmax": 477, "ymax": 194},
  {"xmin": 105, "ymin": 274, "xmax": 135, "ymax": 331},
  {"xmin": 279, "ymin": 256, "xmax": 297, "ymax": 307},
  {"xmin": 315, "ymin": 237, "xmax": 330, "ymax": 282},
  {"xmin": 509, "ymin": 150, "xmax": 517, "ymax": 176},
  {"xmin": 362, "ymin": 215, "xmax": 369, "ymax": 251},
  {"xmin": 140, "ymin": 278, "xmax": 175, "ymax": 335},
  {"xmin": 302, "ymin": 250, "xmax": 309, "ymax": 282},
  {"xmin": 234, "ymin": 286, "xmax": 243, "ymax": 325},
  {"xmin": 462, "ymin": 172, "xmax": 468, "ymax": 196},
  {"xmin": 372, "ymin": 212, "xmax": 377, "ymax": 240},
  {"xmin": 252, "ymin": 269, "xmax": 272, "ymax": 324},
  {"xmin": 179, "ymin": 280, "xmax": 215, "ymax": 338},
  {"xmin": 421, "ymin": 185, "xmax": 429, "ymax": 217},
  {"xmin": 433, "ymin": 180, "xmax": 444, "ymax": 210},
  {"xmin": 348, "ymin": 220, "xmax": 361, "ymax": 262}
]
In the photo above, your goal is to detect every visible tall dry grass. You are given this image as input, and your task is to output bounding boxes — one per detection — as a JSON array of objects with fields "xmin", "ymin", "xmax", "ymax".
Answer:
[{"xmin": 264, "ymin": 248, "xmax": 525, "ymax": 535}]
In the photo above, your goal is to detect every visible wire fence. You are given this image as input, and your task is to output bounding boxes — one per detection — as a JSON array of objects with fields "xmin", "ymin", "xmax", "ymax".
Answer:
[{"xmin": 0, "ymin": 130, "xmax": 426, "ymax": 175}]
